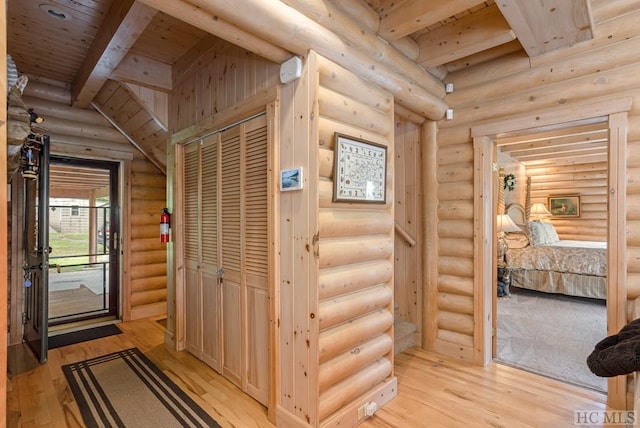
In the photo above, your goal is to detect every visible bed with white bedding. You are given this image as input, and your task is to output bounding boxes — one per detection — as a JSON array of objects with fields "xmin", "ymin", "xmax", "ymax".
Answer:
[{"xmin": 504, "ymin": 203, "xmax": 607, "ymax": 299}]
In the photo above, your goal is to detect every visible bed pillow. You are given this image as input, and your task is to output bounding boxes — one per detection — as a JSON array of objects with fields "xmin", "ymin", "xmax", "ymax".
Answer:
[
  {"xmin": 542, "ymin": 221, "xmax": 560, "ymax": 244},
  {"xmin": 528, "ymin": 221, "xmax": 560, "ymax": 246},
  {"xmin": 505, "ymin": 232, "xmax": 529, "ymax": 249}
]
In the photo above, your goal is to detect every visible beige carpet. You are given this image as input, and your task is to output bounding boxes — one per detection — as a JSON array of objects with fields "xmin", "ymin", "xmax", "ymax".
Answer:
[
  {"xmin": 63, "ymin": 348, "xmax": 220, "ymax": 427},
  {"xmin": 497, "ymin": 287, "xmax": 607, "ymax": 392}
]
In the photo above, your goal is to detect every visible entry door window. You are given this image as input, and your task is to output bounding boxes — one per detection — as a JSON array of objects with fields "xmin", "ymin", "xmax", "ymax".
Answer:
[{"xmin": 48, "ymin": 158, "xmax": 119, "ymax": 325}]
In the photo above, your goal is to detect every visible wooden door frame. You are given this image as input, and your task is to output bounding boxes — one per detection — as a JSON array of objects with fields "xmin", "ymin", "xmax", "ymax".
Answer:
[
  {"xmin": 170, "ymin": 87, "xmax": 279, "ymax": 420},
  {"xmin": 471, "ymin": 97, "xmax": 631, "ymax": 409}
]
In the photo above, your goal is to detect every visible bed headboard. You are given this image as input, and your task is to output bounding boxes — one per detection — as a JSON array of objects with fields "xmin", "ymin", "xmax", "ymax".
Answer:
[{"xmin": 506, "ymin": 203, "xmax": 527, "ymax": 228}]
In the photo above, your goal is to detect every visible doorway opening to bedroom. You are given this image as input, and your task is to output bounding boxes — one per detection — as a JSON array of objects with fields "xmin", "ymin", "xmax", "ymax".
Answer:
[
  {"xmin": 493, "ymin": 120, "xmax": 609, "ymax": 393},
  {"xmin": 472, "ymin": 99, "xmax": 630, "ymax": 407}
]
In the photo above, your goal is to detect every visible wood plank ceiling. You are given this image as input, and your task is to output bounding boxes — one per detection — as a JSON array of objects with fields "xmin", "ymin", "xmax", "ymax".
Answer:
[
  {"xmin": 497, "ymin": 121, "xmax": 608, "ymax": 167},
  {"xmin": 6, "ymin": 0, "xmax": 605, "ymax": 167},
  {"xmin": 49, "ymin": 163, "xmax": 110, "ymax": 199}
]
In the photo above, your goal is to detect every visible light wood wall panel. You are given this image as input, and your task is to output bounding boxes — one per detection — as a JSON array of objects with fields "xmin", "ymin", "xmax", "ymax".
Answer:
[
  {"xmin": 431, "ymin": 11, "xmax": 640, "ymax": 372},
  {"xmin": 393, "ymin": 117, "xmax": 422, "ymax": 338},
  {"xmin": 170, "ymin": 37, "xmax": 279, "ymax": 133},
  {"xmin": 277, "ymin": 52, "xmax": 318, "ymax": 427}
]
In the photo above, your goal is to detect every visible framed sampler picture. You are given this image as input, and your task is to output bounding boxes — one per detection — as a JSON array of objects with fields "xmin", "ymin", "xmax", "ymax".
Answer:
[{"xmin": 333, "ymin": 133, "xmax": 387, "ymax": 203}]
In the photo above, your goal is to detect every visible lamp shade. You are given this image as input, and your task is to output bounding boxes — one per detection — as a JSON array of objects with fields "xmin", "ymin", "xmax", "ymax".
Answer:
[
  {"xmin": 497, "ymin": 214, "xmax": 521, "ymax": 233},
  {"xmin": 530, "ymin": 202, "xmax": 552, "ymax": 219}
]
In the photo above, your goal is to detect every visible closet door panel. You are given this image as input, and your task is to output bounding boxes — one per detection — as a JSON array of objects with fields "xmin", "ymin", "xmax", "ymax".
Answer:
[
  {"xmin": 244, "ymin": 116, "xmax": 269, "ymax": 404},
  {"xmin": 201, "ymin": 135, "xmax": 219, "ymax": 268},
  {"xmin": 184, "ymin": 267, "xmax": 201, "ymax": 357},
  {"xmin": 181, "ymin": 113, "xmax": 271, "ymax": 404},
  {"xmin": 184, "ymin": 144, "xmax": 201, "ymax": 356},
  {"xmin": 201, "ymin": 270, "xmax": 221, "ymax": 371},
  {"xmin": 220, "ymin": 127, "xmax": 243, "ymax": 387},
  {"xmin": 184, "ymin": 144, "xmax": 200, "ymax": 263},
  {"xmin": 222, "ymin": 275, "xmax": 242, "ymax": 387},
  {"xmin": 200, "ymin": 135, "xmax": 221, "ymax": 371}
]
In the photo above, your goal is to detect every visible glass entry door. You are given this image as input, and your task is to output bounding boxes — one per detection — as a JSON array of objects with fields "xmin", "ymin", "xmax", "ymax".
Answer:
[{"xmin": 47, "ymin": 157, "xmax": 119, "ymax": 326}]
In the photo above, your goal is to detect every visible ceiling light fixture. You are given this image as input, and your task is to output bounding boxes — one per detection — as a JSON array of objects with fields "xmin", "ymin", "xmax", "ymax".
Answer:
[{"xmin": 39, "ymin": 4, "xmax": 73, "ymax": 21}]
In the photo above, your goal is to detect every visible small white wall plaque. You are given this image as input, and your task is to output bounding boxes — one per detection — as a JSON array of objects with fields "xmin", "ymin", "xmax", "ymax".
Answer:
[{"xmin": 280, "ymin": 167, "xmax": 303, "ymax": 191}]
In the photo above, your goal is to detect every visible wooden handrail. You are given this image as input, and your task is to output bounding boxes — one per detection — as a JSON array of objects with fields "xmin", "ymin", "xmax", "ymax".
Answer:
[{"xmin": 394, "ymin": 221, "xmax": 416, "ymax": 247}]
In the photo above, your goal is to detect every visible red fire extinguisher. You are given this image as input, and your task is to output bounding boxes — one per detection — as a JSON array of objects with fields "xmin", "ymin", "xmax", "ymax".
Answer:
[{"xmin": 160, "ymin": 208, "xmax": 170, "ymax": 243}]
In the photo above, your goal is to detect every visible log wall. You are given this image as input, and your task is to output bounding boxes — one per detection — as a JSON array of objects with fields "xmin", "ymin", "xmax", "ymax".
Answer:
[
  {"xmin": 277, "ymin": 50, "xmax": 397, "ymax": 427},
  {"xmin": 127, "ymin": 152, "xmax": 167, "ymax": 320},
  {"xmin": 432, "ymin": 8, "xmax": 639, "ymax": 365},
  {"xmin": 527, "ymin": 162, "xmax": 608, "ymax": 242},
  {"xmin": 316, "ymin": 53, "xmax": 396, "ymax": 426}
]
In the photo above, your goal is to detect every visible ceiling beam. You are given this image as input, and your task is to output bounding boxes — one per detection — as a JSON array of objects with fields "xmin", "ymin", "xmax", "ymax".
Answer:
[
  {"xmin": 71, "ymin": 0, "xmax": 158, "ymax": 108},
  {"xmin": 416, "ymin": 4, "xmax": 516, "ymax": 68},
  {"xmin": 49, "ymin": 189, "xmax": 91, "ymax": 199},
  {"xmin": 378, "ymin": 0, "xmax": 486, "ymax": 41},
  {"xmin": 111, "ymin": 53, "xmax": 172, "ymax": 92},
  {"xmin": 136, "ymin": 0, "xmax": 291, "ymax": 65},
  {"xmin": 142, "ymin": 0, "xmax": 448, "ymax": 119},
  {"xmin": 496, "ymin": 0, "xmax": 594, "ymax": 57},
  {"xmin": 280, "ymin": 0, "xmax": 444, "ymax": 98},
  {"xmin": 444, "ymin": 40, "xmax": 524, "ymax": 73}
]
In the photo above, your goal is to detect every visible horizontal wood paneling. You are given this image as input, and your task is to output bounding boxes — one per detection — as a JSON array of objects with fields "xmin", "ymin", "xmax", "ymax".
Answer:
[
  {"xmin": 127, "ymin": 151, "xmax": 167, "ymax": 320},
  {"xmin": 527, "ymin": 161, "xmax": 607, "ymax": 241}
]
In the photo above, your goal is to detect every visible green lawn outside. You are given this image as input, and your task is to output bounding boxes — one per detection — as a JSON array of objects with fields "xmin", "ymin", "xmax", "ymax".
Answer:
[{"xmin": 49, "ymin": 229, "xmax": 108, "ymax": 268}]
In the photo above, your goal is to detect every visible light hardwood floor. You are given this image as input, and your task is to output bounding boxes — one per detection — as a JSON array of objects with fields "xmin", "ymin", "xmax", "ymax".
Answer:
[{"xmin": 7, "ymin": 317, "xmax": 607, "ymax": 427}]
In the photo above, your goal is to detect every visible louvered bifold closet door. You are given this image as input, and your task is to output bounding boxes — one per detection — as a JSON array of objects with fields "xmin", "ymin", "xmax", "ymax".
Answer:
[
  {"xmin": 200, "ymin": 135, "xmax": 221, "ymax": 371},
  {"xmin": 244, "ymin": 115, "xmax": 269, "ymax": 405},
  {"xmin": 220, "ymin": 125, "xmax": 244, "ymax": 388},
  {"xmin": 183, "ymin": 143, "xmax": 202, "ymax": 357}
]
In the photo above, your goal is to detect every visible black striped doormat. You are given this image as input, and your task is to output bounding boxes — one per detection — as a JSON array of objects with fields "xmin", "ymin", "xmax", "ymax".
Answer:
[
  {"xmin": 62, "ymin": 348, "xmax": 220, "ymax": 428},
  {"xmin": 49, "ymin": 324, "xmax": 122, "ymax": 349}
]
